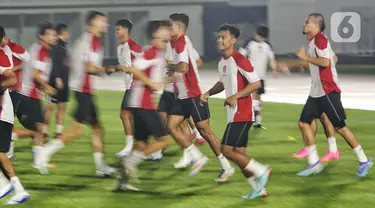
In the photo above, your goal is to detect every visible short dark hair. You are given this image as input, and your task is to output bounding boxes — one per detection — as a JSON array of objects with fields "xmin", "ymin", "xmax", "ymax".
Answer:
[
  {"xmin": 0, "ymin": 25, "xmax": 5, "ymax": 40},
  {"xmin": 147, "ymin": 20, "xmax": 170, "ymax": 40},
  {"xmin": 38, "ymin": 21, "xmax": 54, "ymax": 36},
  {"xmin": 86, "ymin": 10, "xmax": 106, "ymax": 25},
  {"xmin": 169, "ymin": 13, "xmax": 189, "ymax": 29},
  {"xmin": 218, "ymin": 24, "xmax": 240, "ymax": 39},
  {"xmin": 54, "ymin": 23, "xmax": 68, "ymax": 35},
  {"xmin": 256, "ymin": 25, "xmax": 269, "ymax": 38},
  {"xmin": 116, "ymin": 19, "xmax": 133, "ymax": 33},
  {"xmin": 308, "ymin": 13, "xmax": 325, "ymax": 32}
]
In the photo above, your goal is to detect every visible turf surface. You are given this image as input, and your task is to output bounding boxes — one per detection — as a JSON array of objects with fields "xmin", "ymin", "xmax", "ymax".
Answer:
[{"xmin": 4, "ymin": 90, "xmax": 375, "ymax": 208}]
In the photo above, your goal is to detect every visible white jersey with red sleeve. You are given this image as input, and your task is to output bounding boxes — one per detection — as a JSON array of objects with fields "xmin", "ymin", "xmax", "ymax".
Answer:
[
  {"xmin": 6, "ymin": 40, "xmax": 30, "ymax": 92},
  {"xmin": 218, "ymin": 51, "xmax": 260, "ymax": 123},
  {"xmin": 70, "ymin": 32, "xmax": 103, "ymax": 94},
  {"xmin": 20, "ymin": 42, "xmax": 51, "ymax": 99},
  {"xmin": 308, "ymin": 32, "xmax": 340, "ymax": 98},
  {"xmin": 128, "ymin": 46, "xmax": 166, "ymax": 110},
  {"xmin": 0, "ymin": 49, "xmax": 14, "ymax": 124},
  {"xmin": 173, "ymin": 35, "xmax": 203, "ymax": 99},
  {"xmin": 117, "ymin": 38, "xmax": 143, "ymax": 90}
]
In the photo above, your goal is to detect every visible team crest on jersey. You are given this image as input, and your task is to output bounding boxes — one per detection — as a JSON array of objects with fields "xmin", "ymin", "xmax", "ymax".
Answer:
[{"xmin": 223, "ymin": 65, "xmax": 227, "ymax": 73}]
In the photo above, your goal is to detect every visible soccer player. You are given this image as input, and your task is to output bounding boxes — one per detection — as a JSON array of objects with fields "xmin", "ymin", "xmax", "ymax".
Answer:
[
  {"xmin": 37, "ymin": 11, "xmax": 117, "ymax": 177},
  {"xmin": 16, "ymin": 22, "xmax": 57, "ymax": 167},
  {"xmin": 202, "ymin": 24, "xmax": 271, "ymax": 199},
  {"xmin": 116, "ymin": 20, "xmax": 173, "ymax": 184},
  {"xmin": 0, "ymin": 25, "xmax": 29, "ymax": 204},
  {"xmin": 43, "ymin": 23, "xmax": 71, "ymax": 140},
  {"xmin": 0, "ymin": 31, "xmax": 31, "ymax": 160},
  {"xmin": 167, "ymin": 13, "xmax": 234, "ymax": 180},
  {"xmin": 162, "ymin": 38, "xmax": 204, "ymax": 168},
  {"xmin": 279, "ymin": 13, "xmax": 372, "ymax": 177},
  {"xmin": 114, "ymin": 19, "xmax": 143, "ymax": 157},
  {"xmin": 239, "ymin": 25, "xmax": 277, "ymax": 129}
]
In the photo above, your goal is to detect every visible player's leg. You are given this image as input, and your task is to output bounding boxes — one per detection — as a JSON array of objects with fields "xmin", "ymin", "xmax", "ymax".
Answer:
[
  {"xmin": 296, "ymin": 97, "xmax": 323, "ymax": 176},
  {"xmin": 188, "ymin": 117, "xmax": 205, "ymax": 145},
  {"xmin": 43, "ymin": 101, "xmax": 56, "ymax": 138},
  {"xmin": 172, "ymin": 119, "xmax": 194, "ymax": 168},
  {"xmin": 189, "ymin": 96, "xmax": 234, "ymax": 178},
  {"xmin": 319, "ymin": 113, "xmax": 340, "ymax": 162},
  {"xmin": 0, "ymin": 121, "xmax": 29, "ymax": 204},
  {"xmin": 116, "ymin": 90, "xmax": 134, "ymax": 157},
  {"xmin": 220, "ymin": 122, "xmax": 270, "ymax": 198},
  {"xmin": 253, "ymin": 80, "xmax": 266, "ymax": 129},
  {"xmin": 55, "ymin": 102, "xmax": 67, "ymax": 138},
  {"xmin": 167, "ymin": 100, "xmax": 208, "ymax": 176},
  {"xmin": 320, "ymin": 93, "xmax": 372, "ymax": 177},
  {"xmin": 292, "ymin": 119, "xmax": 317, "ymax": 159}
]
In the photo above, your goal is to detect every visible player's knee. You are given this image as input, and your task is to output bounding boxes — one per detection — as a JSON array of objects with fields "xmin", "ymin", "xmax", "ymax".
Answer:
[
  {"xmin": 334, "ymin": 121, "xmax": 347, "ymax": 132},
  {"xmin": 298, "ymin": 121, "xmax": 309, "ymax": 130}
]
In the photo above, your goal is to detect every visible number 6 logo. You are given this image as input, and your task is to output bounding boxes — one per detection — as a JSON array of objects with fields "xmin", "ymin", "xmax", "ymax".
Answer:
[{"xmin": 331, "ymin": 12, "xmax": 361, "ymax": 43}]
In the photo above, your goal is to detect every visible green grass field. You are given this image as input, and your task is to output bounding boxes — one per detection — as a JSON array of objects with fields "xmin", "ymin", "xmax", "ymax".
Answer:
[{"xmin": 5, "ymin": 91, "xmax": 375, "ymax": 208}]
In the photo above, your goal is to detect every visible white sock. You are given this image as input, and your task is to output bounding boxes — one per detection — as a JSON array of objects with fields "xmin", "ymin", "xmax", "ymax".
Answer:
[
  {"xmin": 327, "ymin": 137, "xmax": 338, "ymax": 152},
  {"xmin": 192, "ymin": 128, "xmax": 203, "ymax": 139},
  {"xmin": 42, "ymin": 125, "xmax": 48, "ymax": 134},
  {"xmin": 0, "ymin": 171, "xmax": 10, "ymax": 188},
  {"xmin": 10, "ymin": 177, "xmax": 25, "ymax": 194},
  {"xmin": 247, "ymin": 175, "xmax": 258, "ymax": 189},
  {"xmin": 244, "ymin": 159, "xmax": 267, "ymax": 177},
  {"xmin": 182, "ymin": 148, "xmax": 191, "ymax": 161},
  {"xmin": 125, "ymin": 135, "xmax": 134, "ymax": 150},
  {"xmin": 11, "ymin": 132, "xmax": 17, "ymax": 141},
  {"xmin": 217, "ymin": 154, "xmax": 232, "ymax": 170},
  {"xmin": 56, "ymin": 125, "xmax": 63, "ymax": 134},
  {"xmin": 127, "ymin": 151, "xmax": 145, "ymax": 168},
  {"xmin": 256, "ymin": 115, "xmax": 262, "ymax": 125},
  {"xmin": 307, "ymin": 145, "xmax": 319, "ymax": 165},
  {"xmin": 353, "ymin": 145, "xmax": 368, "ymax": 163},
  {"xmin": 186, "ymin": 144, "xmax": 204, "ymax": 162},
  {"xmin": 93, "ymin": 152, "xmax": 105, "ymax": 170},
  {"xmin": 45, "ymin": 139, "xmax": 64, "ymax": 158}
]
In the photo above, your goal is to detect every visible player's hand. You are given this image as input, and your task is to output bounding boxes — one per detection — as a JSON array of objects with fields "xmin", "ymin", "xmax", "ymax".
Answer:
[
  {"xmin": 224, "ymin": 94, "xmax": 238, "ymax": 108},
  {"xmin": 200, "ymin": 93, "xmax": 210, "ymax": 103},
  {"xmin": 296, "ymin": 47, "xmax": 308, "ymax": 60},
  {"xmin": 117, "ymin": 65, "xmax": 131, "ymax": 74},
  {"xmin": 150, "ymin": 82, "xmax": 163, "ymax": 91},
  {"xmin": 166, "ymin": 69, "xmax": 174, "ymax": 77},
  {"xmin": 277, "ymin": 62, "xmax": 291, "ymax": 75},
  {"xmin": 56, "ymin": 78, "xmax": 64, "ymax": 89},
  {"xmin": 45, "ymin": 85, "xmax": 57, "ymax": 96},
  {"xmin": 105, "ymin": 67, "xmax": 116, "ymax": 75}
]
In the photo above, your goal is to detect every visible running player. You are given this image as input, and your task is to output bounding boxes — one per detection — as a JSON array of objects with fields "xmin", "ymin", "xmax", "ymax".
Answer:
[
  {"xmin": 116, "ymin": 20, "xmax": 173, "ymax": 184},
  {"xmin": 16, "ymin": 22, "xmax": 57, "ymax": 167},
  {"xmin": 202, "ymin": 23, "xmax": 272, "ymax": 199},
  {"xmin": 0, "ymin": 25, "xmax": 29, "ymax": 204},
  {"xmin": 279, "ymin": 13, "xmax": 372, "ymax": 177},
  {"xmin": 114, "ymin": 19, "xmax": 143, "ymax": 157},
  {"xmin": 37, "ymin": 11, "xmax": 116, "ymax": 177},
  {"xmin": 43, "ymin": 23, "xmax": 71, "ymax": 140},
  {"xmin": 0, "ymin": 32, "xmax": 31, "ymax": 160},
  {"xmin": 239, "ymin": 25, "xmax": 276, "ymax": 129},
  {"xmin": 167, "ymin": 13, "xmax": 234, "ymax": 180}
]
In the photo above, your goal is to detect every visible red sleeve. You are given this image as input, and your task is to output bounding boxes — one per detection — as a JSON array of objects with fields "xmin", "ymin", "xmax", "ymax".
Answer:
[
  {"xmin": 314, "ymin": 34, "xmax": 328, "ymax": 50},
  {"xmin": 175, "ymin": 38, "xmax": 186, "ymax": 54},
  {"xmin": 0, "ymin": 51, "xmax": 11, "ymax": 73},
  {"xmin": 233, "ymin": 52, "xmax": 254, "ymax": 72},
  {"xmin": 143, "ymin": 47, "xmax": 157, "ymax": 60},
  {"xmin": 130, "ymin": 40, "xmax": 143, "ymax": 53},
  {"xmin": 9, "ymin": 42, "xmax": 26, "ymax": 54},
  {"xmin": 91, "ymin": 36, "xmax": 102, "ymax": 52}
]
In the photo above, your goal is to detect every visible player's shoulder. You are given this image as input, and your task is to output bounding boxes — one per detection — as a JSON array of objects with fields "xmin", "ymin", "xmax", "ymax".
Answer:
[
  {"xmin": 264, "ymin": 40, "xmax": 273, "ymax": 49},
  {"xmin": 243, "ymin": 38, "xmax": 256, "ymax": 48},
  {"xmin": 313, "ymin": 32, "xmax": 328, "ymax": 49},
  {"xmin": 129, "ymin": 39, "xmax": 142, "ymax": 53},
  {"xmin": 232, "ymin": 51, "xmax": 253, "ymax": 72},
  {"xmin": 143, "ymin": 46, "xmax": 158, "ymax": 60},
  {"xmin": 175, "ymin": 35, "xmax": 188, "ymax": 53},
  {"xmin": 7, "ymin": 40, "xmax": 26, "ymax": 53}
]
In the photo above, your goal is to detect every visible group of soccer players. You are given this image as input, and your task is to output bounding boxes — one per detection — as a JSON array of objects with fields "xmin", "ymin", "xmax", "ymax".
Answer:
[{"xmin": 0, "ymin": 10, "xmax": 372, "ymax": 205}]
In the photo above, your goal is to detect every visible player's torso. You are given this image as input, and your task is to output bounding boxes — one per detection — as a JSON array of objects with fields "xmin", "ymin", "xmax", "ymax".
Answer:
[
  {"xmin": 118, "ymin": 43, "xmax": 133, "ymax": 90},
  {"xmin": 218, "ymin": 57, "xmax": 240, "ymax": 98},
  {"xmin": 0, "ymin": 49, "xmax": 14, "ymax": 123},
  {"xmin": 248, "ymin": 41, "xmax": 269, "ymax": 79}
]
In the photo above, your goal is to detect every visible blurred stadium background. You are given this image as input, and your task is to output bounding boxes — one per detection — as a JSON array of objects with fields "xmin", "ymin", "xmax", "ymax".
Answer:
[{"xmin": 1, "ymin": 0, "xmax": 375, "ymax": 65}]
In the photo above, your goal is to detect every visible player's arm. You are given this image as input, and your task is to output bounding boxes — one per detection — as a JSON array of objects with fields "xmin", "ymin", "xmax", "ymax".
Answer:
[
  {"xmin": 11, "ymin": 45, "xmax": 30, "ymax": 72},
  {"xmin": 32, "ymin": 69, "xmax": 56, "ymax": 95},
  {"xmin": 167, "ymin": 62, "xmax": 189, "ymax": 74},
  {"xmin": 333, "ymin": 54, "xmax": 338, "ymax": 65},
  {"xmin": 0, "ymin": 69, "xmax": 17, "ymax": 92},
  {"xmin": 200, "ymin": 81, "xmax": 224, "ymax": 103},
  {"xmin": 231, "ymin": 60, "xmax": 261, "ymax": 99},
  {"xmin": 10, "ymin": 64, "xmax": 24, "ymax": 72},
  {"xmin": 120, "ymin": 66, "xmax": 161, "ymax": 91}
]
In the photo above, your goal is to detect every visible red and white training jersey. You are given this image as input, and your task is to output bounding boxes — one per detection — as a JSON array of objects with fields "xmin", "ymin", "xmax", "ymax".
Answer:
[
  {"xmin": 218, "ymin": 51, "xmax": 260, "ymax": 123},
  {"xmin": 71, "ymin": 32, "xmax": 103, "ymax": 94},
  {"xmin": 171, "ymin": 35, "xmax": 203, "ymax": 99},
  {"xmin": 0, "ymin": 49, "xmax": 14, "ymax": 124},
  {"xmin": 6, "ymin": 40, "xmax": 30, "ymax": 92},
  {"xmin": 128, "ymin": 46, "xmax": 166, "ymax": 110},
  {"xmin": 308, "ymin": 32, "xmax": 340, "ymax": 98},
  {"xmin": 20, "ymin": 42, "xmax": 52, "ymax": 99},
  {"xmin": 117, "ymin": 38, "xmax": 143, "ymax": 90}
]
